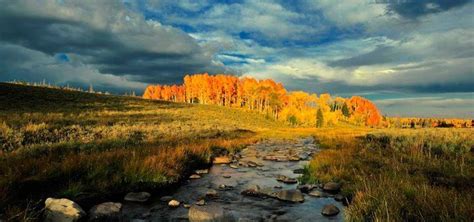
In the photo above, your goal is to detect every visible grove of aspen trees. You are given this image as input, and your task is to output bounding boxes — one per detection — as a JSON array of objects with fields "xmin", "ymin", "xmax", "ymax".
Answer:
[{"xmin": 143, "ymin": 73, "xmax": 382, "ymax": 127}]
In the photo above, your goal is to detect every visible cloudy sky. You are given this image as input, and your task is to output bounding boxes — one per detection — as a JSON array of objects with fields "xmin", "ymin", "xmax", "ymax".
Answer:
[{"xmin": 0, "ymin": 0, "xmax": 473, "ymax": 118}]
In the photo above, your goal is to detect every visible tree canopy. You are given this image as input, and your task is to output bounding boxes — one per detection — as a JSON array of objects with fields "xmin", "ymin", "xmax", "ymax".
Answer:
[{"xmin": 143, "ymin": 73, "xmax": 383, "ymax": 127}]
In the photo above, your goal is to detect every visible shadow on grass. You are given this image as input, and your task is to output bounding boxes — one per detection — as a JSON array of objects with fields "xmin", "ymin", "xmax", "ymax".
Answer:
[{"xmin": 0, "ymin": 83, "xmax": 191, "ymax": 114}]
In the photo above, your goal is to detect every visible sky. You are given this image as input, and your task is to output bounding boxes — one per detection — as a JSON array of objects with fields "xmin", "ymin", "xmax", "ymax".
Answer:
[{"xmin": 0, "ymin": 0, "xmax": 473, "ymax": 118}]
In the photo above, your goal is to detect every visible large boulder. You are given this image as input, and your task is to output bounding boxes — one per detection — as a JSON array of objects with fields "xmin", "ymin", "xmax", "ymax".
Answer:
[
  {"xmin": 188, "ymin": 204, "xmax": 226, "ymax": 222},
  {"xmin": 124, "ymin": 192, "xmax": 151, "ymax": 203},
  {"xmin": 321, "ymin": 204, "xmax": 340, "ymax": 216},
  {"xmin": 323, "ymin": 182, "xmax": 341, "ymax": 193},
  {"xmin": 88, "ymin": 202, "xmax": 122, "ymax": 221},
  {"xmin": 274, "ymin": 190, "xmax": 304, "ymax": 203},
  {"xmin": 44, "ymin": 198, "xmax": 85, "ymax": 222}
]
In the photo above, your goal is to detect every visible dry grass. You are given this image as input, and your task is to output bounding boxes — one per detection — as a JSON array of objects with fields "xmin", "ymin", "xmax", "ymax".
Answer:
[
  {"xmin": 304, "ymin": 128, "xmax": 474, "ymax": 221},
  {"xmin": 1, "ymin": 83, "xmax": 473, "ymax": 221},
  {"xmin": 0, "ymin": 83, "xmax": 282, "ymax": 220}
]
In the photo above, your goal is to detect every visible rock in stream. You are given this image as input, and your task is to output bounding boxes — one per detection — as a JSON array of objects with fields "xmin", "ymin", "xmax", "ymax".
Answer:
[{"xmin": 121, "ymin": 137, "xmax": 344, "ymax": 221}]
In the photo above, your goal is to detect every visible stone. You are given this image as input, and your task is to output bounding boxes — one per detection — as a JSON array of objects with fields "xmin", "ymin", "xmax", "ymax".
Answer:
[
  {"xmin": 160, "ymin": 196, "xmax": 173, "ymax": 202},
  {"xmin": 190, "ymin": 174, "xmax": 202, "ymax": 179},
  {"xmin": 263, "ymin": 155, "xmax": 278, "ymax": 161},
  {"xmin": 196, "ymin": 199, "xmax": 206, "ymax": 206},
  {"xmin": 241, "ymin": 185, "xmax": 268, "ymax": 198},
  {"xmin": 257, "ymin": 166, "xmax": 270, "ymax": 171},
  {"xmin": 247, "ymin": 161, "xmax": 258, "ymax": 167},
  {"xmin": 276, "ymin": 175, "xmax": 298, "ymax": 184},
  {"xmin": 321, "ymin": 204, "xmax": 340, "ymax": 216},
  {"xmin": 218, "ymin": 184, "xmax": 233, "ymax": 190},
  {"xmin": 274, "ymin": 185, "xmax": 282, "ymax": 189},
  {"xmin": 206, "ymin": 189, "xmax": 218, "ymax": 197},
  {"xmin": 213, "ymin": 156, "xmax": 231, "ymax": 164},
  {"xmin": 124, "ymin": 192, "xmax": 151, "ymax": 202},
  {"xmin": 297, "ymin": 184, "xmax": 315, "ymax": 193},
  {"xmin": 299, "ymin": 154, "xmax": 309, "ymax": 160},
  {"xmin": 276, "ymin": 157, "xmax": 290, "ymax": 162},
  {"xmin": 229, "ymin": 164, "xmax": 239, "ymax": 169},
  {"xmin": 168, "ymin": 200, "xmax": 180, "ymax": 207},
  {"xmin": 88, "ymin": 202, "xmax": 122, "ymax": 221},
  {"xmin": 184, "ymin": 204, "xmax": 191, "ymax": 208},
  {"xmin": 223, "ymin": 175, "xmax": 231, "ymax": 178},
  {"xmin": 196, "ymin": 169, "xmax": 209, "ymax": 174},
  {"xmin": 264, "ymin": 155, "xmax": 289, "ymax": 162},
  {"xmin": 323, "ymin": 182, "xmax": 341, "ymax": 193},
  {"xmin": 293, "ymin": 168, "xmax": 305, "ymax": 174},
  {"xmin": 188, "ymin": 204, "xmax": 226, "ymax": 222},
  {"xmin": 274, "ymin": 190, "xmax": 304, "ymax": 203},
  {"xmin": 288, "ymin": 156, "xmax": 300, "ymax": 161},
  {"xmin": 44, "ymin": 198, "xmax": 85, "ymax": 222},
  {"xmin": 334, "ymin": 194, "xmax": 345, "ymax": 202},
  {"xmin": 308, "ymin": 190, "xmax": 326, "ymax": 198}
]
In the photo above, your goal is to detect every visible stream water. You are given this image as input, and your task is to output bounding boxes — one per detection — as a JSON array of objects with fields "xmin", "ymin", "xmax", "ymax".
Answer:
[{"xmin": 122, "ymin": 137, "xmax": 344, "ymax": 221}]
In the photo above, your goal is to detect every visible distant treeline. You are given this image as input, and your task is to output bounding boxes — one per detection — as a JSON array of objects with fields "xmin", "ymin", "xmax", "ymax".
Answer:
[
  {"xmin": 387, "ymin": 117, "xmax": 472, "ymax": 128},
  {"xmin": 143, "ymin": 73, "xmax": 382, "ymax": 127},
  {"xmin": 6, "ymin": 80, "xmax": 137, "ymax": 97}
]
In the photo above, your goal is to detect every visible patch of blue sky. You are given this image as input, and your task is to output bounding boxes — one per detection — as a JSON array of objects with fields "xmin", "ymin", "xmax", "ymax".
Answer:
[{"xmin": 55, "ymin": 53, "xmax": 69, "ymax": 62}]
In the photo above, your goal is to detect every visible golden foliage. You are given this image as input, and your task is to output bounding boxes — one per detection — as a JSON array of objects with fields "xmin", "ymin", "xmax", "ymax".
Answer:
[{"xmin": 144, "ymin": 74, "xmax": 383, "ymax": 127}]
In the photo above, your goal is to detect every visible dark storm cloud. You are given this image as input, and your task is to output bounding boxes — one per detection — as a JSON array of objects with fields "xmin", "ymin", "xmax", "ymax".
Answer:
[
  {"xmin": 384, "ymin": 0, "xmax": 471, "ymax": 19},
  {"xmin": 0, "ymin": 0, "xmax": 227, "ymax": 85},
  {"xmin": 0, "ymin": 14, "xmax": 117, "ymax": 56},
  {"xmin": 278, "ymin": 74, "xmax": 474, "ymax": 96}
]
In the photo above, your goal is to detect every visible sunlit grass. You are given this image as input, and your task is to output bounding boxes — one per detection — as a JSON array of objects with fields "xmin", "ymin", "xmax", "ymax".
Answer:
[
  {"xmin": 1, "ymin": 83, "xmax": 472, "ymax": 221},
  {"xmin": 304, "ymin": 128, "xmax": 474, "ymax": 221},
  {"xmin": 0, "ymin": 83, "xmax": 281, "ymax": 220}
]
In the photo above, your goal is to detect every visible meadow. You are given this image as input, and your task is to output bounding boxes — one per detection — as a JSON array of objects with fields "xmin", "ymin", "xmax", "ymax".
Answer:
[
  {"xmin": 0, "ymin": 83, "xmax": 472, "ymax": 221},
  {"xmin": 0, "ymin": 83, "xmax": 281, "ymax": 220},
  {"xmin": 303, "ymin": 128, "xmax": 474, "ymax": 221}
]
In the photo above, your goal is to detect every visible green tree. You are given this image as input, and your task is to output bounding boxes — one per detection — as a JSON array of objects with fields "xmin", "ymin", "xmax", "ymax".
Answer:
[
  {"xmin": 316, "ymin": 108, "xmax": 324, "ymax": 128},
  {"xmin": 288, "ymin": 115, "xmax": 297, "ymax": 126},
  {"xmin": 342, "ymin": 103, "xmax": 350, "ymax": 118}
]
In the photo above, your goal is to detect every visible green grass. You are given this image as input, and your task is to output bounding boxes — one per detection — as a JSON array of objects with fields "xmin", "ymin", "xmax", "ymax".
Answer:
[
  {"xmin": 0, "ymin": 83, "xmax": 284, "ymax": 220},
  {"xmin": 303, "ymin": 128, "xmax": 474, "ymax": 221}
]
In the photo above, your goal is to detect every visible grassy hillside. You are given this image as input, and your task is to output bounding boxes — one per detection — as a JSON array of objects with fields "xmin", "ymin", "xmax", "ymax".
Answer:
[{"xmin": 0, "ymin": 83, "xmax": 284, "ymax": 220}]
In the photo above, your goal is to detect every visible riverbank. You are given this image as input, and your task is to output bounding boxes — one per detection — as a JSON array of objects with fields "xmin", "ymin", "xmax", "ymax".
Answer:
[{"xmin": 304, "ymin": 128, "xmax": 474, "ymax": 221}]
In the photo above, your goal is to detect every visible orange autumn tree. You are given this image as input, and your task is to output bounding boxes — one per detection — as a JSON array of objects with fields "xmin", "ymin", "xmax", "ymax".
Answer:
[
  {"xmin": 143, "ymin": 73, "xmax": 383, "ymax": 127},
  {"xmin": 346, "ymin": 96, "xmax": 382, "ymax": 126}
]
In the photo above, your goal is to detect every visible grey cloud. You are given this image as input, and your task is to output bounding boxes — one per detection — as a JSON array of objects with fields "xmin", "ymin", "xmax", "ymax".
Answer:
[
  {"xmin": 374, "ymin": 95, "xmax": 474, "ymax": 118},
  {"xmin": 328, "ymin": 28, "xmax": 474, "ymax": 68},
  {"xmin": 0, "ymin": 0, "xmax": 227, "ymax": 85},
  {"xmin": 328, "ymin": 46, "xmax": 401, "ymax": 67},
  {"xmin": 0, "ymin": 43, "xmax": 147, "ymax": 93}
]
